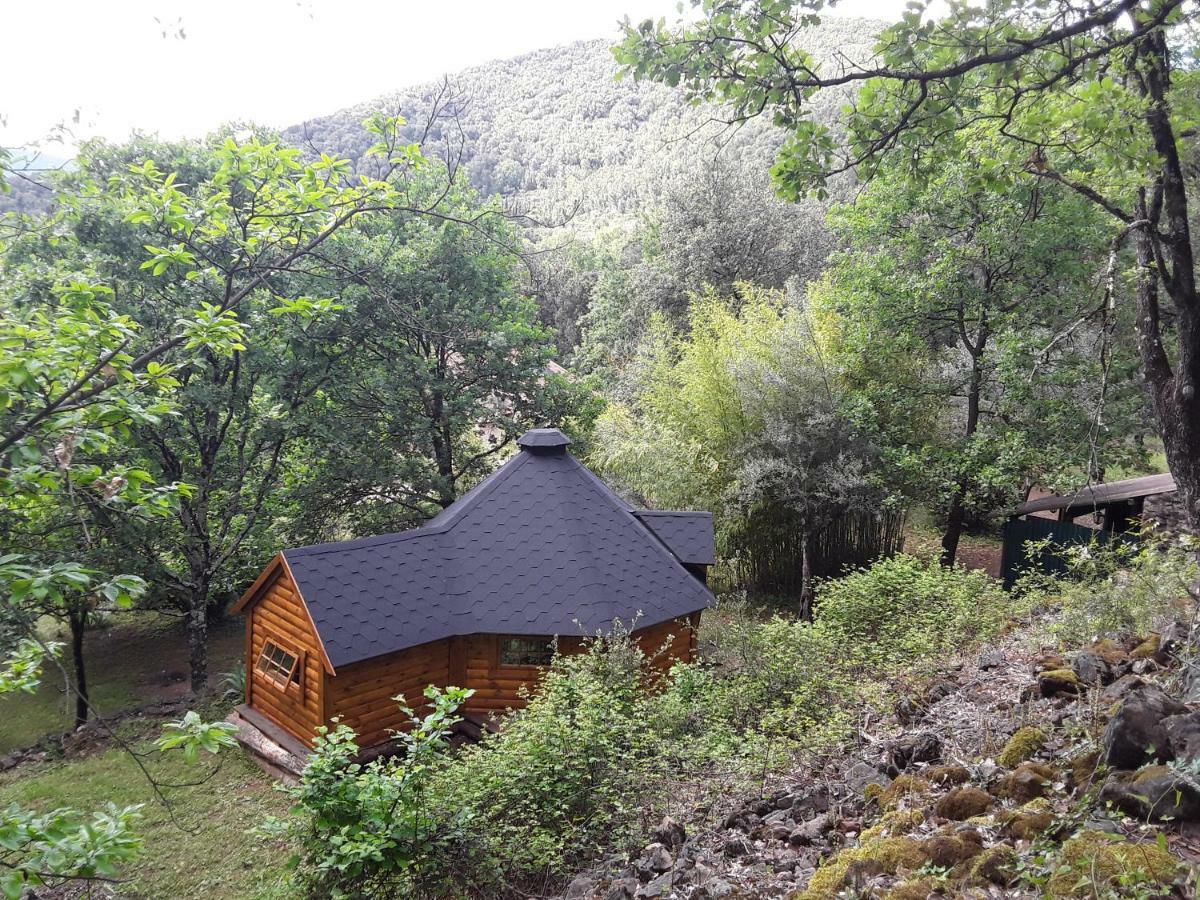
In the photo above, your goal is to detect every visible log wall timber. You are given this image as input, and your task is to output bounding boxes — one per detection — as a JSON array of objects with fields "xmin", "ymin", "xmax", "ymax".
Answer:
[
  {"xmin": 245, "ymin": 607, "xmax": 704, "ymax": 751},
  {"xmin": 245, "ymin": 566, "xmax": 325, "ymax": 744},
  {"xmin": 326, "ymin": 638, "xmax": 451, "ymax": 749}
]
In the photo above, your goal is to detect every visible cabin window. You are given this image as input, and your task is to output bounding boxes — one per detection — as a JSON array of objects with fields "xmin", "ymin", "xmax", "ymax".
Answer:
[
  {"xmin": 256, "ymin": 639, "xmax": 300, "ymax": 689},
  {"xmin": 500, "ymin": 637, "xmax": 554, "ymax": 667}
]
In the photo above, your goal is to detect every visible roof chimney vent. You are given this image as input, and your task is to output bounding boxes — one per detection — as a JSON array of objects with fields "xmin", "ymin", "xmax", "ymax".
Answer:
[{"xmin": 517, "ymin": 427, "xmax": 573, "ymax": 454}]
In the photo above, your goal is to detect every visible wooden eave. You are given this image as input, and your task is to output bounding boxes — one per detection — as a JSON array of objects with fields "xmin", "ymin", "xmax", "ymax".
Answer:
[{"xmin": 231, "ymin": 552, "xmax": 337, "ymax": 675}]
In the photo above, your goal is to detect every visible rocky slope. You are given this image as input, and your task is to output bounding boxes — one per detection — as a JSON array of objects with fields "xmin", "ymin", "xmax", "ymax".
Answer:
[{"xmin": 561, "ymin": 611, "xmax": 1200, "ymax": 898}]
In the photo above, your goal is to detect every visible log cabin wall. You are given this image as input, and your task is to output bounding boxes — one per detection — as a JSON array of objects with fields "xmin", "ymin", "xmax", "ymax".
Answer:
[
  {"xmin": 245, "ymin": 567, "xmax": 325, "ymax": 744},
  {"xmin": 313, "ymin": 612, "xmax": 702, "ymax": 749},
  {"xmin": 325, "ymin": 637, "xmax": 451, "ymax": 750}
]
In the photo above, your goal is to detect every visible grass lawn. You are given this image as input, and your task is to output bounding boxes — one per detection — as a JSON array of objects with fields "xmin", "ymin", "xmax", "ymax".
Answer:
[
  {"xmin": 0, "ymin": 613, "xmax": 244, "ymax": 755},
  {"xmin": 0, "ymin": 713, "xmax": 298, "ymax": 899}
]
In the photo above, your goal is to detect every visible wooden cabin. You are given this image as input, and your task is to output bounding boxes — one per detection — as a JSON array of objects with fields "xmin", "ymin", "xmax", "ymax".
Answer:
[
  {"xmin": 231, "ymin": 428, "xmax": 715, "ymax": 754},
  {"xmin": 999, "ymin": 473, "xmax": 1179, "ymax": 586}
]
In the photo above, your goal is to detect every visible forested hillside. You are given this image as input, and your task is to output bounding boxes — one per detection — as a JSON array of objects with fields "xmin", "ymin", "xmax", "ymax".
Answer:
[
  {"xmin": 285, "ymin": 25, "xmax": 876, "ymax": 224},
  {"xmin": 4, "ymin": 2, "xmax": 1200, "ymax": 898}
]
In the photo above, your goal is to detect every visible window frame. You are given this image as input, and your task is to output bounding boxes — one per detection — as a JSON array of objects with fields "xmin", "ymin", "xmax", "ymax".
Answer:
[
  {"xmin": 255, "ymin": 635, "xmax": 303, "ymax": 694},
  {"xmin": 498, "ymin": 635, "xmax": 555, "ymax": 668}
]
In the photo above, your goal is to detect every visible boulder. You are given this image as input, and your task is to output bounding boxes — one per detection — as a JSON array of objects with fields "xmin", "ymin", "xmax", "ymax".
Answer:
[
  {"xmin": 565, "ymin": 874, "xmax": 600, "ymax": 899},
  {"xmin": 1099, "ymin": 765, "xmax": 1200, "ymax": 822},
  {"xmin": 722, "ymin": 835, "xmax": 754, "ymax": 858},
  {"xmin": 651, "ymin": 816, "xmax": 686, "ymax": 851},
  {"xmin": 791, "ymin": 784, "xmax": 831, "ymax": 817},
  {"xmin": 605, "ymin": 877, "xmax": 638, "ymax": 900},
  {"xmin": 636, "ymin": 843, "xmax": 673, "ymax": 876},
  {"xmin": 979, "ymin": 649, "xmax": 1006, "ymax": 670},
  {"xmin": 1102, "ymin": 685, "xmax": 1189, "ymax": 769},
  {"xmin": 1164, "ymin": 711, "xmax": 1200, "ymax": 761},
  {"xmin": 787, "ymin": 813, "xmax": 832, "ymax": 846},
  {"xmin": 1072, "ymin": 650, "xmax": 1112, "ymax": 685},
  {"xmin": 887, "ymin": 732, "xmax": 942, "ymax": 774},
  {"xmin": 1102, "ymin": 674, "xmax": 1147, "ymax": 703},
  {"xmin": 844, "ymin": 761, "xmax": 890, "ymax": 796}
]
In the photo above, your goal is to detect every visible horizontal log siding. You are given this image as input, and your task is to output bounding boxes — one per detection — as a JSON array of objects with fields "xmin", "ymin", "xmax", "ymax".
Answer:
[
  {"xmin": 318, "ymin": 612, "xmax": 702, "ymax": 749},
  {"xmin": 327, "ymin": 638, "xmax": 450, "ymax": 749},
  {"xmin": 247, "ymin": 569, "xmax": 325, "ymax": 745}
]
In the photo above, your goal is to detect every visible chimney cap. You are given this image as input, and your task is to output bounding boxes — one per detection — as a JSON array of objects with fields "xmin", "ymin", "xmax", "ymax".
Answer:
[{"xmin": 517, "ymin": 428, "xmax": 573, "ymax": 452}]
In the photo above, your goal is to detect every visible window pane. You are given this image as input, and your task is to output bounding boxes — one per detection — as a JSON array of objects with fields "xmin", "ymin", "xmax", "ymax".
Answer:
[
  {"xmin": 257, "ymin": 640, "xmax": 297, "ymax": 686},
  {"xmin": 500, "ymin": 637, "xmax": 553, "ymax": 667}
]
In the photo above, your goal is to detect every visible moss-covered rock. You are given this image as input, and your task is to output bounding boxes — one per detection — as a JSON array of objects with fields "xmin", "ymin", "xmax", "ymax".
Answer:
[
  {"xmin": 923, "ymin": 833, "xmax": 983, "ymax": 867},
  {"xmin": 859, "ymin": 808, "xmax": 925, "ymax": 841},
  {"xmin": 795, "ymin": 836, "xmax": 929, "ymax": 899},
  {"xmin": 877, "ymin": 774, "xmax": 930, "ymax": 810},
  {"xmin": 1039, "ymin": 668, "xmax": 1082, "ymax": 698},
  {"xmin": 1046, "ymin": 830, "xmax": 1182, "ymax": 897},
  {"xmin": 935, "ymin": 786, "xmax": 993, "ymax": 820},
  {"xmin": 968, "ymin": 844, "xmax": 1017, "ymax": 886},
  {"xmin": 1035, "ymin": 653, "xmax": 1068, "ymax": 672},
  {"xmin": 925, "ymin": 764, "xmax": 971, "ymax": 785},
  {"xmin": 994, "ymin": 761, "xmax": 1055, "ymax": 802},
  {"xmin": 1066, "ymin": 749, "xmax": 1100, "ymax": 793},
  {"xmin": 1130, "ymin": 633, "xmax": 1161, "ymax": 660},
  {"xmin": 1091, "ymin": 638, "xmax": 1128, "ymax": 666},
  {"xmin": 884, "ymin": 876, "xmax": 940, "ymax": 900},
  {"xmin": 1000, "ymin": 807, "xmax": 1054, "ymax": 841},
  {"xmin": 997, "ymin": 726, "xmax": 1047, "ymax": 768}
]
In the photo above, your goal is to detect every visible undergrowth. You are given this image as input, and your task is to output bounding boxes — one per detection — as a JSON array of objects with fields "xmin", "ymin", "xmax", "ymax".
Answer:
[{"xmin": 277, "ymin": 554, "xmax": 1034, "ymax": 897}]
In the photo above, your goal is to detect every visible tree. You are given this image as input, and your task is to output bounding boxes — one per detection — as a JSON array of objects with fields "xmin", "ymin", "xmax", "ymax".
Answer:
[
  {"xmin": 815, "ymin": 139, "xmax": 1144, "ymax": 564},
  {"xmin": 616, "ymin": 0, "xmax": 1200, "ymax": 533},
  {"xmin": 54, "ymin": 120, "xmax": 433, "ymax": 692},
  {"xmin": 281, "ymin": 173, "xmax": 580, "ymax": 540},
  {"xmin": 0, "ymin": 270, "xmax": 236, "ymax": 899},
  {"xmin": 592, "ymin": 285, "xmax": 885, "ymax": 607}
]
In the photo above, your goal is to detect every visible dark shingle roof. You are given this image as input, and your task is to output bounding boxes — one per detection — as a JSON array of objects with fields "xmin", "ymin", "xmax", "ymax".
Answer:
[
  {"xmin": 632, "ymin": 511, "xmax": 717, "ymax": 566},
  {"xmin": 281, "ymin": 429, "xmax": 714, "ymax": 669},
  {"xmin": 1011, "ymin": 473, "xmax": 1177, "ymax": 517}
]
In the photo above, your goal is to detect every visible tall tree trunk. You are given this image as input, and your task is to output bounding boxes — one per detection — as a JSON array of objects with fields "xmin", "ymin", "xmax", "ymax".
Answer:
[
  {"xmin": 799, "ymin": 531, "xmax": 814, "ymax": 621},
  {"xmin": 940, "ymin": 485, "xmax": 969, "ymax": 568},
  {"xmin": 68, "ymin": 609, "xmax": 89, "ymax": 728},
  {"xmin": 1130, "ymin": 24, "xmax": 1200, "ymax": 536},
  {"xmin": 941, "ymin": 336, "xmax": 986, "ymax": 566},
  {"xmin": 187, "ymin": 584, "xmax": 209, "ymax": 695}
]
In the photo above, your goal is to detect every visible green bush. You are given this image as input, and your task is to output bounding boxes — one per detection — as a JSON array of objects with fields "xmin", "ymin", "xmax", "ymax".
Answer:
[
  {"xmin": 431, "ymin": 626, "xmax": 664, "ymax": 892},
  {"xmin": 262, "ymin": 686, "xmax": 471, "ymax": 898},
  {"xmin": 1019, "ymin": 534, "xmax": 1198, "ymax": 645},
  {"xmin": 816, "ymin": 554, "xmax": 1018, "ymax": 670}
]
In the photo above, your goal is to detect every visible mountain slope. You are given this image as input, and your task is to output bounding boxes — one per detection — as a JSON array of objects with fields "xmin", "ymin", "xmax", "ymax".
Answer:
[{"xmin": 284, "ymin": 21, "xmax": 881, "ymax": 230}]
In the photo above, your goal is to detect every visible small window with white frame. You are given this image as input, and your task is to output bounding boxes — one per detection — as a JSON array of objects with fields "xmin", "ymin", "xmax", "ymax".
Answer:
[{"xmin": 256, "ymin": 638, "xmax": 301, "ymax": 690}]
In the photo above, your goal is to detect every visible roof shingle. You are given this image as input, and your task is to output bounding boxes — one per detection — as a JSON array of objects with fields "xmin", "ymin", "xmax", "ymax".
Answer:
[{"xmin": 281, "ymin": 429, "xmax": 714, "ymax": 668}]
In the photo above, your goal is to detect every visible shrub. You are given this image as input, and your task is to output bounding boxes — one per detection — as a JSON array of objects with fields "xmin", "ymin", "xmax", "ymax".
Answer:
[
  {"xmin": 429, "ymin": 627, "xmax": 664, "ymax": 892},
  {"xmin": 262, "ymin": 686, "xmax": 471, "ymax": 898},
  {"xmin": 1020, "ymin": 534, "xmax": 1198, "ymax": 646},
  {"xmin": 816, "ymin": 554, "xmax": 1018, "ymax": 670}
]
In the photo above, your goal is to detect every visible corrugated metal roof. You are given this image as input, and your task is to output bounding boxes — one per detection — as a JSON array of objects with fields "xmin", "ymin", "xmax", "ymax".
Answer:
[
  {"xmin": 1011, "ymin": 473, "xmax": 1177, "ymax": 517},
  {"xmin": 281, "ymin": 429, "xmax": 714, "ymax": 668}
]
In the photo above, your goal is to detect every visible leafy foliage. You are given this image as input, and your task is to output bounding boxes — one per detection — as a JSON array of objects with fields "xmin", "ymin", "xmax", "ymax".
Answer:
[
  {"xmin": 263, "ymin": 686, "xmax": 472, "ymax": 898},
  {"xmin": 1019, "ymin": 534, "xmax": 1199, "ymax": 645}
]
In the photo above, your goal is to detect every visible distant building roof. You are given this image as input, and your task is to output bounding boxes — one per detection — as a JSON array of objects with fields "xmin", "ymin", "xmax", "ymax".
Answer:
[
  {"xmin": 1011, "ymin": 473, "xmax": 1177, "ymax": 517},
  {"xmin": 274, "ymin": 428, "xmax": 714, "ymax": 669}
]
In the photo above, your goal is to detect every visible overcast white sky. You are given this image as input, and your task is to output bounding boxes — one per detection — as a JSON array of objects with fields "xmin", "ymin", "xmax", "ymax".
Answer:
[{"xmin": 2, "ymin": 0, "xmax": 915, "ymax": 153}]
